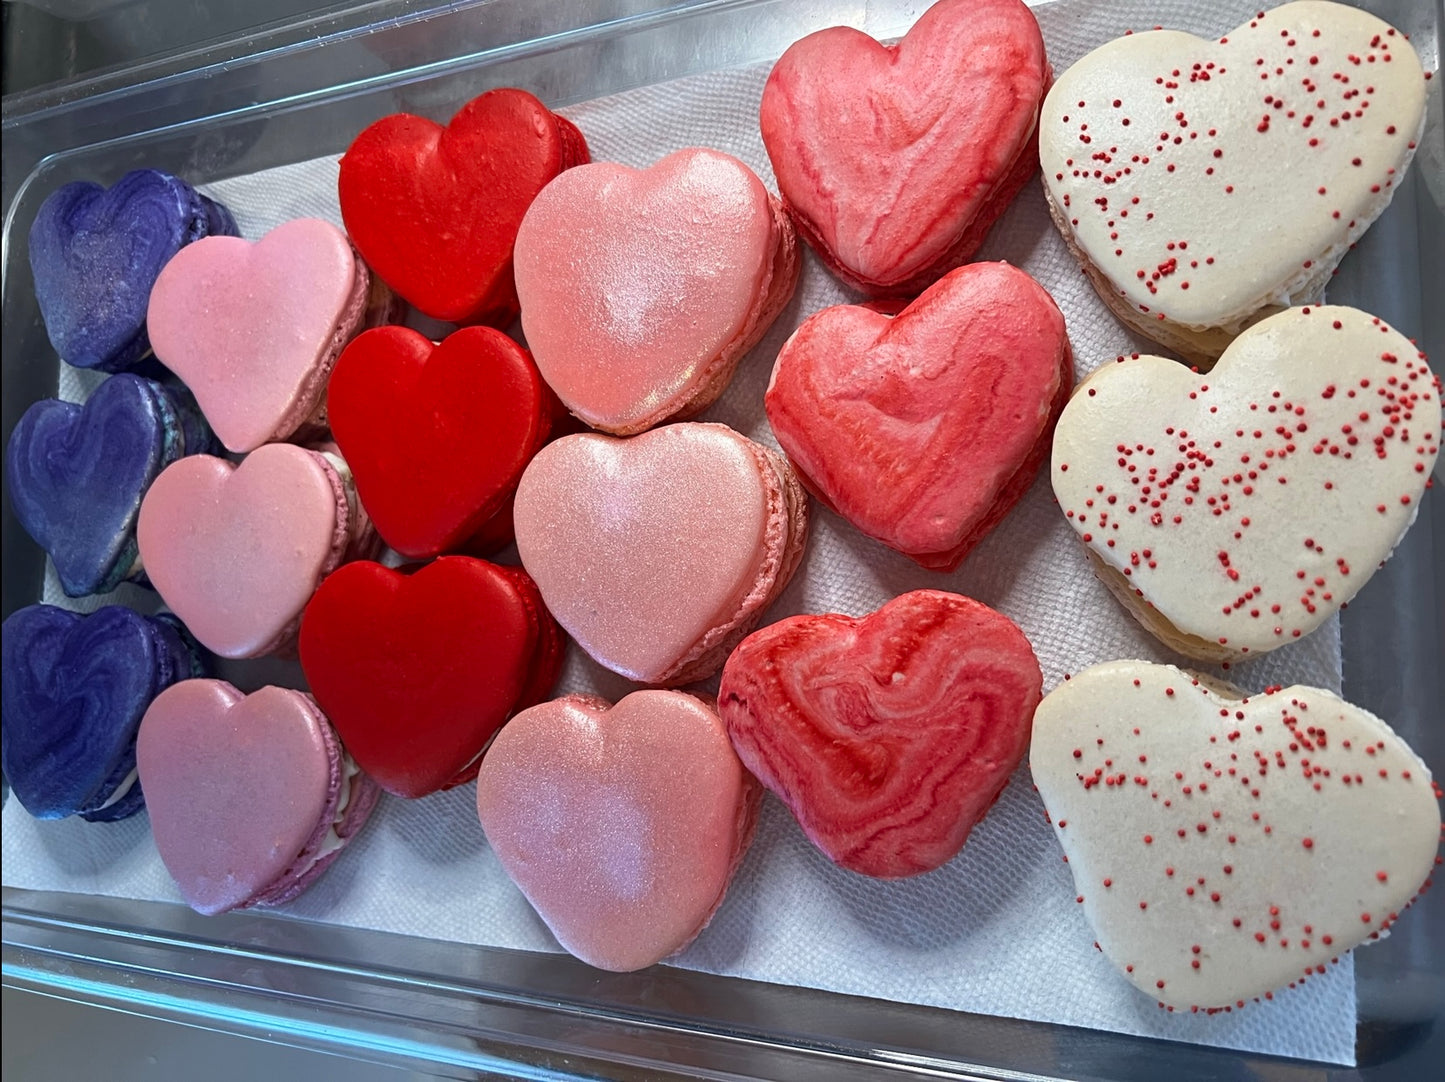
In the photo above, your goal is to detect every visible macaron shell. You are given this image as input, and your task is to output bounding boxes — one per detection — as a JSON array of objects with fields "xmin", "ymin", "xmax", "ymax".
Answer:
[
  {"xmin": 146, "ymin": 218, "xmax": 362, "ymax": 452},
  {"xmin": 514, "ymin": 423, "xmax": 775, "ymax": 684},
  {"xmin": 766, "ymin": 262, "xmax": 1070, "ymax": 570},
  {"xmin": 719, "ymin": 590, "xmax": 1042, "ymax": 877},
  {"xmin": 759, "ymin": 0, "xmax": 1048, "ymax": 294},
  {"xmin": 1039, "ymin": 2, "xmax": 1425, "ymax": 336},
  {"xmin": 1031, "ymin": 660, "xmax": 1441, "ymax": 1009},
  {"xmin": 338, "ymin": 88, "xmax": 590, "ymax": 324},
  {"xmin": 137, "ymin": 444, "xmax": 346, "ymax": 658},
  {"xmin": 27, "ymin": 169, "xmax": 238, "ymax": 372},
  {"xmin": 298, "ymin": 557, "xmax": 552, "ymax": 799},
  {"xmin": 1, "ymin": 605, "xmax": 176, "ymax": 821},
  {"xmin": 514, "ymin": 149, "xmax": 783, "ymax": 434},
  {"xmin": 1050, "ymin": 305, "xmax": 1441, "ymax": 658},
  {"xmin": 327, "ymin": 325, "xmax": 553, "ymax": 559},
  {"xmin": 477, "ymin": 691, "xmax": 761, "ymax": 972},
  {"xmin": 138, "ymin": 680, "xmax": 336, "ymax": 916}
]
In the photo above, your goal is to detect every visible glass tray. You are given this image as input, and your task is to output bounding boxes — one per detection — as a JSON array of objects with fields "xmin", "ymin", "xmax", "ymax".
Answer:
[{"xmin": 3, "ymin": 1, "xmax": 1441, "ymax": 1077}]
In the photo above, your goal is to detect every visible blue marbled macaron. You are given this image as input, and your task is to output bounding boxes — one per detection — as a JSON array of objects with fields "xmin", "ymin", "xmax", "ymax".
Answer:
[
  {"xmin": 6, "ymin": 374, "xmax": 217, "ymax": 598},
  {"xmin": 28, "ymin": 169, "xmax": 238, "ymax": 373},
  {"xmin": 1, "ymin": 604, "xmax": 206, "ymax": 822}
]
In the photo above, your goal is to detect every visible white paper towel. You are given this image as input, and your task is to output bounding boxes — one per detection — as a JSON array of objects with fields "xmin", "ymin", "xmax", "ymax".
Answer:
[{"xmin": 5, "ymin": 0, "xmax": 1371, "ymax": 1064}]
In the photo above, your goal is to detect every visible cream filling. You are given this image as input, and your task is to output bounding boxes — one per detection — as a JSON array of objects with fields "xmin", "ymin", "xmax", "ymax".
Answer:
[
  {"xmin": 94, "ymin": 766, "xmax": 139, "ymax": 811},
  {"xmin": 307, "ymin": 754, "xmax": 361, "ymax": 866},
  {"xmin": 317, "ymin": 450, "xmax": 362, "ymax": 540}
]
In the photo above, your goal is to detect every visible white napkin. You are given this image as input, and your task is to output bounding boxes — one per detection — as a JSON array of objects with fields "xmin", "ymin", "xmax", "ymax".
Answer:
[{"xmin": 6, "ymin": 0, "xmax": 1366, "ymax": 1064}]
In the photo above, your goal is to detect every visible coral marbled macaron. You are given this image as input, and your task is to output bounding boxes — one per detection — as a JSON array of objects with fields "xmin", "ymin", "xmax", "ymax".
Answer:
[
  {"xmin": 146, "ymin": 217, "xmax": 399, "ymax": 453},
  {"xmin": 28, "ymin": 169, "xmax": 237, "ymax": 372},
  {"xmin": 1032, "ymin": 660, "xmax": 1440, "ymax": 1010},
  {"xmin": 514, "ymin": 422, "xmax": 809, "ymax": 685},
  {"xmin": 139, "ymin": 680, "xmax": 380, "ymax": 915},
  {"xmin": 1039, "ymin": 1, "xmax": 1427, "ymax": 363},
  {"xmin": 5, "ymin": 374, "xmax": 214, "ymax": 597},
  {"xmin": 760, "ymin": 0, "xmax": 1049, "ymax": 296},
  {"xmin": 514, "ymin": 148, "xmax": 798, "ymax": 435},
  {"xmin": 477, "ymin": 690, "xmax": 762, "ymax": 971},
  {"xmin": 1051, "ymin": 305, "xmax": 1441, "ymax": 661},
  {"xmin": 2, "ymin": 604, "xmax": 204, "ymax": 822},
  {"xmin": 766, "ymin": 262, "xmax": 1071, "ymax": 571},
  {"xmin": 719, "ymin": 590, "xmax": 1041, "ymax": 877},
  {"xmin": 138, "ymin": 442, "xmax": 377, "ymax": 659}
]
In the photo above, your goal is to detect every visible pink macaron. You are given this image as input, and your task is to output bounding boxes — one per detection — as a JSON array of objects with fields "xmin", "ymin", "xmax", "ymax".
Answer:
[
  {"xmin": 137, "ymin": 442, "xmax": 377, "ymax": 659},
  {"xmin": 477, "ymin": 690, "xmax": 761, "ymax": 971},
  {"xmin": 513, "ymin": 422, "xmax": 809, "ymax": 685},
  {"xmin": 513, "ymin": 148, "xmax": 799, "ymax": 435},
  {"xmin": 138, "ymin": 679, "xmax": 381, "ymax": 915},
  {"xmin": 146, "ymin": 218, "xmax": 400, "ymax": 453}
]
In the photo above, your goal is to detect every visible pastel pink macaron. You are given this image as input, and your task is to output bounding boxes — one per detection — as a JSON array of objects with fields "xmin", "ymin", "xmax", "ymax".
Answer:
[
  {"xmin": 139, "ymin": 680, "xmax": 380, "ymax": 915},
  {"xmin": 513, "ymin": 148, "xmax": 798, "ymax": 435},
  {"xmin": 514, "ymin": 422, "xmax": 809, "ymax": 685},
  {"xmin": 477, "ymin": 690, "xmax": 762, "ymax": 971},
  {"xmin": 760, "ymin": 0, "xmax": 1049, "ymax": 297},
  {"xmin": 765, "ymin": 262, "xmax": 1071, "ymax": 571},
  {"xmin": 147, "ymin": 217, "xmax": 400, "ymax": 453},
  {"xmin": 138, "ymin": 442, "xmax": 377, "ymax": 659}
]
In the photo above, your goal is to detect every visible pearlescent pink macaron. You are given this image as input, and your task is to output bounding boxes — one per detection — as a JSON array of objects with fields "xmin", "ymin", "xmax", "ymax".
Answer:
[
  {"xmin": 138, "ymin": 679, "xmax": 380, "ymax": 916},
  {"xmin": 146, "ymin": 218, "xmax": 399, "ymax": 453},
  {"xmin": 513, "ymin": 422, "xmax": 809, "ymax": 685},
  {"xmin": 476, "ymin": 690, "xmax": 762, "ymax": 971},
  {"xmin": 513, "ymin": 148, "xmax": 799, "ymax": 435},
  {"xmin": 137, "ymin": 442, "xmax": 376, "ymax": 659}
]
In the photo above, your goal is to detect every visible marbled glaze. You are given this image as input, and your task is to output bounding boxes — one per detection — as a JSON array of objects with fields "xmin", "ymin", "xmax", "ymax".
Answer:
[
  {"xmin": 719, "ymin": 590, "xmax": 1041, "ymax": 878},
  {"xmin": 28, "ymin": 169, "xmax": 237, "ymax": 372},
  {"xmin": 766, "ymin": 263, "xmax": 1070, "ymax": 571},
  {"xmin": 6, "ymin": 374, "xmax": 214, "ymax": 597},
  {"xmin": 1, "ymin": 604, "xmax": 202, "ymax": 822}
]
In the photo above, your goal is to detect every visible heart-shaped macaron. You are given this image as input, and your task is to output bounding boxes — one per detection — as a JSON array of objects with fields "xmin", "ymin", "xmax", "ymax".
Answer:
[
  {"xmin": 138, "ymin": 680, "xmax": 381, "ymax": 915},
  {"xmin": 1032, "ymin": 660, "xmax": 1441, "ymax": 1010},
  {"xmin": 147, "ymin": 218, "xmax": 389, "ymax": 452},
  {"xmin": 6, "ymin": 374, "xmax": 214, "ymax": 597},
  {"xmin": 759, "ymin": 0, "xmax": 1049, "ymax": 296},
  {"xmin": 477, "ymin": 690, "xmax": 762, "ymax": 971},
  {"xmin": 766, "ymin": 262, "xmax": 1071, "ymax": 571},
  {"xmin": 513, "ymin": 148, "xmax": 798, "ymax": 434},
  {"xmin": 339, "ymin": 88, "xmax": 589, "ymax": 324},
  {"xmin": 1051, "ymin": 305, "xmax": 1441, "ymax": 661},
  {"xmin": 137, "ymin": 443, "xmax": 374, "ymax": 659},
  {"xmin": 28, "ymin": 169, "xmax": 238, "ymax": 372},
  {"xmin": 328, "ymin": 325, "xmax": 555, "ymax": 559},
  {"xmin": 719, "ymin": 590, "xmax": 1041, "ymax": 878},
  {"xmin": 1040, "ymin": 2, "xmax": 1426, "ymax": 362},
  {"xmin": 514, "ymin": 423, "xmax": 809, "ymax": 685},
  {"xmin": 1, "ymin": 604, "xmax": 203, "ymax": 822},
  {"xmin": 299, "ymin": 557, "xmax": 563, "ymax": 798}
]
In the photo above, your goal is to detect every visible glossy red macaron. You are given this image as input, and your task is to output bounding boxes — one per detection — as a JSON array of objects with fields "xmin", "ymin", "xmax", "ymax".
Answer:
[
  {"xmin": 298, "ymin": 556, "xmax": 563, "ymax": 799},
  {"xmin": 338, "ymin": 87, "xmax": 589, "ymax": 325}
]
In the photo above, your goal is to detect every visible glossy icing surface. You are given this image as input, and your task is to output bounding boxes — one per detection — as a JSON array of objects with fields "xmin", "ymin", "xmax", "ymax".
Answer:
[
  {"xmin": 514, "ymin": 149, "xmax": 780, "ymax": 433},
  {"xmin": 513, "ymin": 424, "xmax": 772, "ymax": 684},
  {"xmin": 1051, "ymin": 305, "xmax": 1441, "ymax": 655},
  {"xmin": 766, "ymin": 262, "xmax": 1070, "ymax": 571},
  {"xmin": 1040, "ymin": 2, "xmax": 1425, "ymax": 330},
  {"xmin": 146, "ymin": 218, "xmax": 362, "ymax": 452},
  {"xmin": 138, "ymin": 680, "xmax": 335, "ymax": 916},
  {"xmin": 137, "ymin": 444, "xmax": 347, "ymax": 659},
  {"xmin": 477, "ymin": 691, "xmax": 760, "ymax": 971},
  {"xmin": 760, "ymin": 0, "xmax": 1048, "ymax": 293},
  {"xmin": 719, "ymin": 590, "xmax": 1041, "ymax": 877},
  {"xmin": 1032, "ymin": 660, "xmax": 1441, "ymax": 1009}
]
